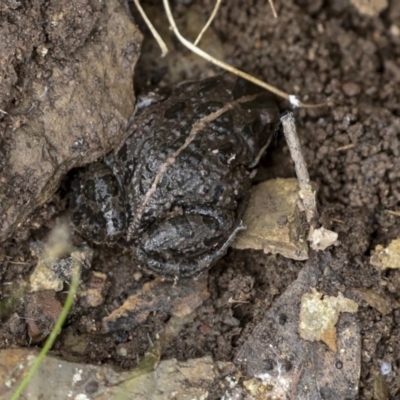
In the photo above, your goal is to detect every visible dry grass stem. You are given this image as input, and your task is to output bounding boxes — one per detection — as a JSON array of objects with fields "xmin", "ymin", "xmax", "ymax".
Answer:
[
  {"xmin": 7, "ymin": 261, "xmax": 31, "ymax": 265},
  {"xmin": 162, "ymin": 0, "xmax": 324, "ymax": 108},
  {"xmin": 387, "ymin": 210, "xmax": 400, "ymax": 217},
  {"xmin": 194, "ymin": 0, "xmax": 222, "ymax": 46},
  {"xmin": 268, "ymin": 0, "xmax": 278, "ymax": 18},
  {"xmin": 134, "ymin": 0, "xmax": 169, "ymax": 57},
  {"xmin": 336, "ymin": 143, "xmax": 355, "ymax": 151}
]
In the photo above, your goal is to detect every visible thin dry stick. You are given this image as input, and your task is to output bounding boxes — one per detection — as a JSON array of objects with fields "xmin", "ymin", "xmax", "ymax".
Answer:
[
  {"xmin": 336, "ymin": 143, "xmax": 355, "ymax": 152},
  {"xmin": 127, "ymin": 93, "xmax": 261, "ymax": 239},
  {"xmin": 134, "ymin": 0, "xmax": 169, "ymax": 57},
  {"xmin": 387, "ymin": 210, "xmax": 400, "ymax": 217},
  {"xmin": 268, "ymin": 0, "xmax": 278, "ymax": 18},
  {"xmin": 194, "ymin": 0, "xmax": 222, "ymax": 46},
  {"xmin": 162, "ymin": 0, "xmax": 324, "ymax": 109},
  {"xmin": 281, "ymin": 112, "xmax": 319, "ymax": 228}
]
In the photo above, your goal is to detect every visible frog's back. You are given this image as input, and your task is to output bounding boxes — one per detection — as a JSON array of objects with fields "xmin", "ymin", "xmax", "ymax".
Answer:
[{"xmin": 121, "ymin": 75, "xmax": 279, "ymax": 236}]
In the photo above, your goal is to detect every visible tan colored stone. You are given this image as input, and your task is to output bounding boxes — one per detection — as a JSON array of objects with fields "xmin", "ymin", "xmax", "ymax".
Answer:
[
  {"xmin": 370, "ymin": 239, "xmax": 400, "ymax": 270},
  {"xmin": 350, "ymin": 0, "xmax": 388, "ymax": 16},
  {"xmin": 232, "ymin": 178, "xmax": 309, "ymax": 260}
]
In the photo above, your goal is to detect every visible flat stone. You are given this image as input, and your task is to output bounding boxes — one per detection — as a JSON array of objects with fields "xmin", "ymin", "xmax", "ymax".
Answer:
[
  {"xmin": 342, "ymin": 82, "xmax": 361, "ymax": 97},
  {"xmin": 232, "ymin": 178, "xmax": 309, "ymax": 260}
]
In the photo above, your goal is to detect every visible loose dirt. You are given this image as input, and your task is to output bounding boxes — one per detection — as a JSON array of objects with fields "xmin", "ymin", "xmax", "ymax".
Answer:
[{"xmin": 1, "ymin": 0, "xmax": 399, "ymax": 398}]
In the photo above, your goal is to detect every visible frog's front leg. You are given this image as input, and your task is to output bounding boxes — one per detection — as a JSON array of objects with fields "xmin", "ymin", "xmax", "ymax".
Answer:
[
  {"xmin": 70, "ymin": 162, "xmax": 128, "ymax": 244},
  {"xmin": 135, "ymin": 207, "xmax": 245, "ymax": 278}
]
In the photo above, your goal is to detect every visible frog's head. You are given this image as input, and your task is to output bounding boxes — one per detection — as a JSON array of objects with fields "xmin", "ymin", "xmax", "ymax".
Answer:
[
  {"xmin": 70, "ymin": 163, "xmax": 128, "ymax": 244},
  {"xmin": 134, "ymin": 205, "xmax": 243, "ymax": 278}
]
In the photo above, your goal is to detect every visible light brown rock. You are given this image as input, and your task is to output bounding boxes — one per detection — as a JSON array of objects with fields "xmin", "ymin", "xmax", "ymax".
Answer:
[{"xmin": 232, "ymin": 178, "xmax": 309, "ymax": 260}]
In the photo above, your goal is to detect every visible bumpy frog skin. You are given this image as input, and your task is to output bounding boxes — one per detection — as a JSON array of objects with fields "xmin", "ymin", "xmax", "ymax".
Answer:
[{"xmin": 70, "ymin": 75, "xmax": 279, "ymax": 278}]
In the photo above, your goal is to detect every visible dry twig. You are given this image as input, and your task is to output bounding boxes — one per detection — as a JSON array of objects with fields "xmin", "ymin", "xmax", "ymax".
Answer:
[
  {"xmin": 387, "ymin": 210, "xmax": 400, "ymax": 217},
  {"xmin": 281, "ymin": 113, "xmax": 318, "ymax": 228},
  {"xmin": 133, "ymin": 0, "xmax": 168, "ymax": 56},
  {"xmin": 162, "ymin": 0, "xmax": 324, "ymax": 109},
  {"xmin": 336, "ymin": 143, "xmax": 355, "ymax": 152},
  {"xmin": 194, "ymin": 0, "xmax": 221, "ymax": 46},
  {"xmin": 268, "ymin": 0, "xmax": 278, "ymax": 18},
  {"xmin": 133, "ymin": 0, "xmax": 323, "ymax": 107},
  {"xmin": 281, "ymin": 113, "xmax": 339, "ymax": 250}
]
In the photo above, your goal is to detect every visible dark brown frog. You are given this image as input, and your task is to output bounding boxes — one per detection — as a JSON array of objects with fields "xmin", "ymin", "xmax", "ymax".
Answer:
[{"xmin": 70, "ymin": 75, "xmax": 279, "ymax": 278}]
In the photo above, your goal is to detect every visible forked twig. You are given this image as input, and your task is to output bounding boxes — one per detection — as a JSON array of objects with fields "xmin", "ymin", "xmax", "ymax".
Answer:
[
  {"xmin": 194, "ymin": 0, "xmax": 221, "ymax": 46},
  {"xmin": 162, "ymin": 0, "xmax": 324, "ymax": 108},
  {"xmin": 194, "ymin": 0, "xmax": 276, "ymax": 43}
]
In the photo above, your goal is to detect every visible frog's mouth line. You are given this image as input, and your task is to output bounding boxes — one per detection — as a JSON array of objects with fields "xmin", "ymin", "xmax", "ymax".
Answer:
[{"xmin": 136, "ymin": 221, "xmax": 245, "ymax": 279}]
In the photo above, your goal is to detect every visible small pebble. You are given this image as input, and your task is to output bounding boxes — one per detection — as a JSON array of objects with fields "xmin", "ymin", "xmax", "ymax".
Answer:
[
  {"xmin": 277, "ymin": 215, "xmax": 288, "ymax": 227},
  {"xmin": 342, "ymin": 82, "xmax": 361, "ymax": 97},
  {"xmin": 390, "ymin": 24, "xmax": 400, "ymax": 36},
  {"xmin": 223, "ymin": 316, "xmax": 240, "ymax": 327},
  {"xmin": 133, "ymin": 272, "xmax": 142, "ymax": 281},
  {"xmin": 199, "ymin": 324, "xmax": 212, "ymax": 335},
  {"xmin": 380, "ymin": 361, "xmax": 392, "ymax": 375},
  {"xmin": 117, "ymin": 346, "xmax": 128, "ymax": 357}
]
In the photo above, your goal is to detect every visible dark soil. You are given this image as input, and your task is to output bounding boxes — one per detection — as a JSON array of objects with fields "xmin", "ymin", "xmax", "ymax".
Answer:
[{"xmin": 1, "ymin": 0, "xmax": 400, "ymax": 398}]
